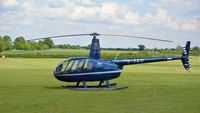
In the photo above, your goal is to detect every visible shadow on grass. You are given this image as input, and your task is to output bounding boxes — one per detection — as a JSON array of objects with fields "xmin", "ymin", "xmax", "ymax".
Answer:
[
  {"xmin": 45, "ymin": 86, "xmax": 65, "ymax": 89},
  {"xmin": 45, "ymin": 83, "xmax": 117, "ymax": 89}
]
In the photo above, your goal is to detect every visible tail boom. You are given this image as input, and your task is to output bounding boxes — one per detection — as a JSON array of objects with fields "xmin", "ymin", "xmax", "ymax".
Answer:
[
  {"xmin": 112, "ymin": 56, "xmax": 182, "ymax": 66},
  {"xmin": 112, "ymin": 41, "xmax": 191, "ymax": 71}
]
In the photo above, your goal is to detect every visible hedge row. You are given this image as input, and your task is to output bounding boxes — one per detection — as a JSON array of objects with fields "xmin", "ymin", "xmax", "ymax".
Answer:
[
  {"xmin": 0, "ymin": 52, "xmax": 171, "ymax": 59},
  {"xmin": 0, "ymin": 50, "xmax": 198, "ymax": 59}
]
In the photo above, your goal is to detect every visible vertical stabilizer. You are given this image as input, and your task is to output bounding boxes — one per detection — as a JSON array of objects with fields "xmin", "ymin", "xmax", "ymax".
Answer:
[{"xmin": 181, "ymin": 41, "xmax": 192, "ymax": 70}]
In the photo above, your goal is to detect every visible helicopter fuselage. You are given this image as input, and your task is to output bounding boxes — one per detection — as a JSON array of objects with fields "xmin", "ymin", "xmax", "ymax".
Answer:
[
  {"xmin": 54, "ymin": 58, "xmax": 122, "ymax": 82},
  {"xmin": 54, "ymin": 55, "xmax": 185, "ymax": 82}
]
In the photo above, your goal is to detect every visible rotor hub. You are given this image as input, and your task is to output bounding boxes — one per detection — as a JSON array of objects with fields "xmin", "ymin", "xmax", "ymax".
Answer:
[{"xmin": 90, "ymin": 32, "xmax": 100, "ymax": 36}]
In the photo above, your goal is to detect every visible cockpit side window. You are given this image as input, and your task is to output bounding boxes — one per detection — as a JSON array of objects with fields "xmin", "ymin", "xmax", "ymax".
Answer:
[
  {"xmin": 68, "ymin": 60, "xmax": 85, "ymax": 72},
  {"xmin": 61, "ymin": 60, "xmax": 69, "ymax": 72},
  {"xmin": 56, "ymin": 59, "xmax": 119, "ymax": 73},
  {"xmin": 87, "ymin": 61, "xmax": 93, "ymax": 71},
  {"xmin": 56, "ymin": 64, "xmax": 63, "ymax": 72},
  {"xmin": 65, "ymin": 60, "xmax": 74, "ymax": 71},
  {"xmin": 83, "ymin": 59, "xmax": 93, "ymax": 71},
  {"xmin": 76, "ymin": 60, "xmax": 85, "ymax": 72},
  {"xmin": 56, "ymin": 60, "xmax": 70, "ymax": 73},
  {"xmin": 71, "ymin": 60, "xmax": 79, "ymax": 72},
  {"xmin": 83, "ymin": 59, "xmax": 89, "ymax": 69}
]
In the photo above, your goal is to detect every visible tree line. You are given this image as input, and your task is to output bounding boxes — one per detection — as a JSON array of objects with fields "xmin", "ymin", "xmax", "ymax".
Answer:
[
  {"xmin": 0, "ymin": 35, "xmax": 83, "ymax": 52},
  {"xmin": 0, "ymin": 35, "xmax": 55, "ymax": 52}
]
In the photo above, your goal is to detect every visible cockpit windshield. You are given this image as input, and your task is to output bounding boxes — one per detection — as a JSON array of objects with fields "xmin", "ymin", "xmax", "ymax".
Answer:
[{"xmin": 55, "ymin": 58, "xmax": 118, "ymax": 73}]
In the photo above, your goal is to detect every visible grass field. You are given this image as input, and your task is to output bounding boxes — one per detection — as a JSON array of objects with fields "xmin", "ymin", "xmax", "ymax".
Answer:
[{"xmin": 0, "ymin": 57, "xmax": 200, "ymax": 113}]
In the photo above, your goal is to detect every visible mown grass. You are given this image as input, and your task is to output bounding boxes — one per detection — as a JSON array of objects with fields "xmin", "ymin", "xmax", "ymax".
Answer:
[{"xmin": 0, "ymin": 57, "xmax": 200, "ymax": 113}]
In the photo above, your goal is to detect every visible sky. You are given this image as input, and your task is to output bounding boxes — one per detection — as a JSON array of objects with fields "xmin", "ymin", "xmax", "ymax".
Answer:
[{"xmin": 0, "ymin": 0, "xmax": 200, "ymax": 48}]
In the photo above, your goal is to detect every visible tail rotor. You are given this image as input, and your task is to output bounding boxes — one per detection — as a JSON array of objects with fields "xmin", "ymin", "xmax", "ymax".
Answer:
[{"xmin": 181, "ymin": 41, "xmax": 192, "ymax": 70}]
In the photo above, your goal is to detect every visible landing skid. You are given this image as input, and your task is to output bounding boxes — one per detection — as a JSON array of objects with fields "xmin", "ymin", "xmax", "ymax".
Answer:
[
  {"xmin": 72, "ymin": 86, "xmax": 128, "ymax": 91},
  {"xmin": 62, "ymin": 83, "xmax": 117, "ymax": 88},
  {"xmin": 61, "ymin": 80, "xmax": 128, "ymax": 91}
]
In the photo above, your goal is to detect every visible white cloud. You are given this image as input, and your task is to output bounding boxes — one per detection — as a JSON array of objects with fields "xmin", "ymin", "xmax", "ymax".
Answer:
[
  {"xmin": 1, "ymin": 0, "xmax": 199, "ymax": 32},
  {"xmin": 0, "ymin": 0, "xmax": 18, "ymax": 8},
  {"xmin": 0, "ymin": 0, "xmax": 200, "ymax": 47},
  {"xmin": 181, "ymin": 19, "xmax": 200, "ymax": 32},
  {"xmin": 152, "ymin": 0, "xmax": 200, "ymax": 14},
  {"xmin": 70, "ymin": 6, "xmax": 99, "ymax": 20},
  {"xmin": 20, "ymin": 0, "xmax": 38, "ymax": 12},
  {"xmin": 141, "ymin": 7, "xmax": 200, "ymax": 32},
  {"xmin": 142, "ymin": 9, "xmax": 176, "ymax": 29},
  {"xmin": 31, "ymin": 1, "xmax": 140, "ymax": 25}
]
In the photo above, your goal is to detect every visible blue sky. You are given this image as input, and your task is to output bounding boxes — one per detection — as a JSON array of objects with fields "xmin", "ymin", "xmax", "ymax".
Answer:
[{"xmin": 0, "ymin": 0, "xmax": 200, "ymax": 48}]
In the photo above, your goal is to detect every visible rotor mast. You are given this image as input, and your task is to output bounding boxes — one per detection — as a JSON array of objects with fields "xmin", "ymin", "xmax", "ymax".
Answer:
[{"xmin": 89, "ymin": 33, "xmax": 101, "ymax": 59}]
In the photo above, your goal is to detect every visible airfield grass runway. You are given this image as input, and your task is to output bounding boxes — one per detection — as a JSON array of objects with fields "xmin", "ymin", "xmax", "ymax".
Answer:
[{"xmin": 0, "ymin": 57, "xmax": 200, "ymax": 113}]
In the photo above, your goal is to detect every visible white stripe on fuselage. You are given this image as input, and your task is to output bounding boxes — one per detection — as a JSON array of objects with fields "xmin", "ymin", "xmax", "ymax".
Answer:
[{"xmin": 56, "ymin": 70, "xmax": 122, "ymax": 76}]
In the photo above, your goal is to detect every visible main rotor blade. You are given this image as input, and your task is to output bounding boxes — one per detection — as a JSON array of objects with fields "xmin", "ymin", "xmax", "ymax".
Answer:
[
  {"xmin": 27, "ymin": 32, "xmax": 173, "ymax": 42},
  {"xmin": 28, "ymin": 33, "xmax": 91, "ymax": 41},
  {"xmin": 100, "ymin": 34, "xmax": 173, "ymax": 42}
]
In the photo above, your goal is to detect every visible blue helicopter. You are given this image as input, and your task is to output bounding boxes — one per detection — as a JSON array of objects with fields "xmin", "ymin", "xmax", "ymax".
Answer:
[{"xmin": 30, "ymin": 33, "xmax": 191, "ymax": 90}]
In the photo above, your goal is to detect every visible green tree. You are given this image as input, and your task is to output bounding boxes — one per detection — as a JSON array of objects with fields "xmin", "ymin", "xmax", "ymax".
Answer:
[
  {"xmin": 24, "ymin": 43, "xmax": 32, "ymax": 50},
  {"xmin": 37, "ymin": 40, "xmax": 49, "ymax": 50},
  {"xmin": 2, "ymin": 35, "xmax": 12, "ymax": 50},
  {"xmin": 0, "ymin": 38, "xmax": 6, "ymax": 52},
  {"xmin": 192, "ymin": 46, "xmax": 200, "ymax": 51},
  {"xmin": 138, "ymin": 44, "xmax": 145, "ymax": 51},
  {"xmin": 176, "ymin": 45, "xmax": 182, "ymax": 52},
  {"xmin": 85, "ymin": 44, "xmax": 91, "ymax": 50},
  {"xmin": 43, "ymin": 38, "xmax": 54, "ymax": 48},
  {"xmin": 14, "ymin": 36, "xmax": 26, "ymax": 50},
  {"xmin": 30, "ymin": 41, "xmax": 38, "ymax": 50},
  {"xmin": 191, "ymin": 46, "xmax": 200, "ymax": 56},
  {"xmin": 42, "ymin": 44, "xmax": 49, "ymax": 50}
]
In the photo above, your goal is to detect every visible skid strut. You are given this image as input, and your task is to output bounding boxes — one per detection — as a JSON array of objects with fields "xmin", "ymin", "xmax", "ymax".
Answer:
[
  {"xmin": 99, "ymin": 81, "xmax": 104, "ymax": 87},
  {"xmin": 82, "ymin": 81, "xmax": 87, "ymax": 88},
  {"xmin": 106, "ymin": 80, "xmax": 110, "ymax": 88},
  {"xmin": 62, "ymin": 80, "xmax": 128, "ymax": 91},
  {"xmin": 76, "ymin": 82, "xmax": 80, "ymax": 87}
]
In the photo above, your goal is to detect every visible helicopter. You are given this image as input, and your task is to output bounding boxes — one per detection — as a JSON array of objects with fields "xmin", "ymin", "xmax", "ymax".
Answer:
[{"xmin": 29, "ymin": 32, "xmax": 191, "ymax": 90}]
